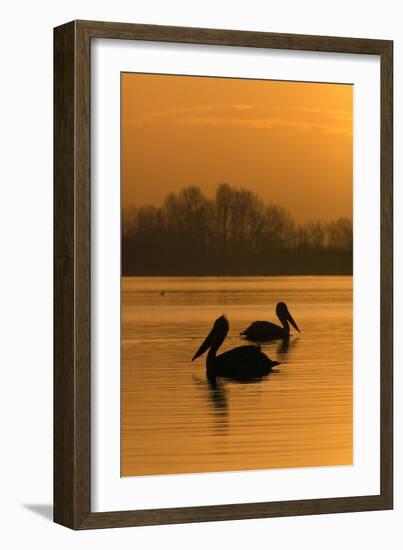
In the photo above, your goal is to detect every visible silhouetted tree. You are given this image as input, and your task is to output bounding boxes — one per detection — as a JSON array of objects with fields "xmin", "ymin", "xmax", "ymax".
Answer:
[{"xmin": 122, "ymin": 183, "xmax": 353, "ymax": 276}]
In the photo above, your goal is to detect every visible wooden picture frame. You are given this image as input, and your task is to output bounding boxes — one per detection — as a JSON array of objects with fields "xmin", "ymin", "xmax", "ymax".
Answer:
[{"xmin": 54, "ymin": 20, "xmax": 393, "ymax": 529}]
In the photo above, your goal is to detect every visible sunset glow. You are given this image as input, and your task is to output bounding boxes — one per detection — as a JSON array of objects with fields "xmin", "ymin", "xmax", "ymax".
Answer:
[{"xmin": 122, "ymin": 73, "xmax": 352, "ymax": 223}]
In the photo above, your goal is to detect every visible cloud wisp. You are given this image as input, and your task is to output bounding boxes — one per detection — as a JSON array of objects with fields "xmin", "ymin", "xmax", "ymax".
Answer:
[{"xmin": 124, "ymin": 103, "xmax": 352, "ymax": 135}]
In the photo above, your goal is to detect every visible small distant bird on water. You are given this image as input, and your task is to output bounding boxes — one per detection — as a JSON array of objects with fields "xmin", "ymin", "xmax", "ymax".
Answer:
[
  {"xmin": 192, "ymin": 315, "xmax": 279, "ymax": 379},
  {"xmin": 240, "ymin": 302, "xmax": 300, "ymax": 342}
]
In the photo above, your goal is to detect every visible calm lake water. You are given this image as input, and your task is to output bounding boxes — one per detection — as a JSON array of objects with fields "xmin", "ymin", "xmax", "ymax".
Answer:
[{"xmin": 121, "ymin": 276, "xmax": 353, "ymax": 477}]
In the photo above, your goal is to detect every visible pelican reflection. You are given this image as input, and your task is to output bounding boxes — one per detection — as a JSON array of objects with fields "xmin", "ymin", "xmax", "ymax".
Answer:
[{"xmin": 276, "ymin": 335, "xmax": 300, "ymax": 360}]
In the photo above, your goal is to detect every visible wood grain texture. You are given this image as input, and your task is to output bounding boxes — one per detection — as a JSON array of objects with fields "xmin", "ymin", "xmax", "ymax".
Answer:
[
  {"xmin": 54, "ymin": 21, "xmax": 91, "ymax": 529},
  {"xmin": 54, "ymin": 20, "xmax": 393, "ymax": 530},
  {"xmin": 75, "ymin": 19, "xmax": 391, "ymax": 54},
  {"xmin": 54, "ymin": 21, "xmax": 77, "ymax": 528},
  {"xmin": 380, "ymin": 41, "xmax": 393, "ymax": 506}
]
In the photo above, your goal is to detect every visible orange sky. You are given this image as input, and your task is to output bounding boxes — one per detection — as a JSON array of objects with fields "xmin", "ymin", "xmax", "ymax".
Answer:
[{"xmin": 122, "ymin": 73, "xmax": 352, "ymax": 223}]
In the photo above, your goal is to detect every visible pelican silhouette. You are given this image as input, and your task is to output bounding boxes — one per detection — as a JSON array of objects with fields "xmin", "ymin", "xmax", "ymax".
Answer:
[
  {"xmin": 192, "ymin": 315, "xmax": 279, "ymax": 378},
  {"xmin": 240, "ymin": 302, "xmax": 300, "ymax": 342}
]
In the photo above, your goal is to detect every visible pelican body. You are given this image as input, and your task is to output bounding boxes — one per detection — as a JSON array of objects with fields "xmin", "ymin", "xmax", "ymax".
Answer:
[
  {"xmin": 241, "ymin": 302, "xmax": 300, "ymax": 342},
  {"xmin": 192, "ymin": 315, "xmax": 279, "ymax": 379}
]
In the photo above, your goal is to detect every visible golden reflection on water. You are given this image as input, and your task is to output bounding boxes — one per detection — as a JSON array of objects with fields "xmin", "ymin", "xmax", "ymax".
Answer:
[{"xmin": 121, "ymin": 276, "xmax": 352, "ymax": 476}]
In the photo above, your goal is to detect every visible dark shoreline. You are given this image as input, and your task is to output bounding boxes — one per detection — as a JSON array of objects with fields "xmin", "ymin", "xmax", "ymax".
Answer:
[{"xmin": 121, "ymin": 272, "xmax": 353, "ymax": 277}]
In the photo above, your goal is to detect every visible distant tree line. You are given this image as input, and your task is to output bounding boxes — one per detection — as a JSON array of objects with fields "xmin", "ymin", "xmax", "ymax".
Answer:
[{"xmin": 122, "ymin": 184, "xmax": 352, "ymax": 276}]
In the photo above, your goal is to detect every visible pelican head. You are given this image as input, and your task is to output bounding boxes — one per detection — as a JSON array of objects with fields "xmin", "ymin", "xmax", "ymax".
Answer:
[
  {"xmin": 192, "ymin": 315, "xmax": 229, "ymax": 361},
  {"xmin": 276, "ymin": 302, "xmax": 300, "ymax": 333}
]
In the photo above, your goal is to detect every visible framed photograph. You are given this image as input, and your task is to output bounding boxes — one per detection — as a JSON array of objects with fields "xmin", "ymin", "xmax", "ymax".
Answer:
[{"xmin": 54, "ymin": 20, "xmax": 393, "ymax": 529}]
